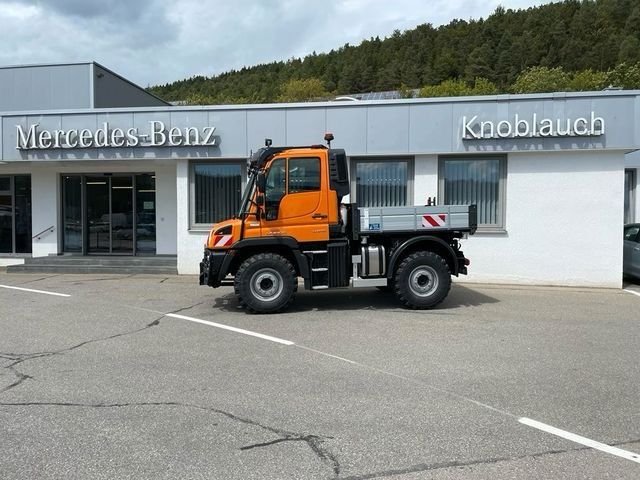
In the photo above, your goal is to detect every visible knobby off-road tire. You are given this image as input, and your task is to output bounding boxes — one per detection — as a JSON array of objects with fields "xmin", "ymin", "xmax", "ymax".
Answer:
[
  {"xmin": 234, "ymin": 253, "xmax": 297, "ymax": 314},
  {"xmin": 393, "ymin": 251, "xmax": 451, "ymax": 309}
]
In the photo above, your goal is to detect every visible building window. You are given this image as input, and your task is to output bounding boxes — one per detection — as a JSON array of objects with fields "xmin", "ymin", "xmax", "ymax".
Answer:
[
  {"xmin": 351, "ymin": 158, "xmax": 412, "ymax": 207},
  {"xmin": 191, "ymin": 162, "xmax": 244, "ymax": 227},
  {"xmin": 625, "ymin": 169, "xmax": 636, "ymax": 224},
  {"xmin": 0, "ymin": 175, "xmax": 32, "ymax": 254},
  {"xmin": 439, "ymin": 156, "xmax": 507, "ymax": 230}
]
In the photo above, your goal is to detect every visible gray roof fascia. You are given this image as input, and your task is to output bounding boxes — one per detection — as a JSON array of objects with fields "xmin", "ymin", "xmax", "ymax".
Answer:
[
  {"xmin": 0, "ymin": 61, "xmax": 94, "ymax": 70},
  {"xmin": 0, "ymin": 89, "xmax": 639, "ymax": 118}
]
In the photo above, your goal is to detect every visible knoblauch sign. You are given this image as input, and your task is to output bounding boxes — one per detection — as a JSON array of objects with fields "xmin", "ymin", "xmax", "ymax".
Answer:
[
  {"xmin": 15, "ymin": 121, "xmax": 217, "ymax": 150},
  {"xmin": 462, "ymin": 112, "xmax": 605, "ymax": 140}
]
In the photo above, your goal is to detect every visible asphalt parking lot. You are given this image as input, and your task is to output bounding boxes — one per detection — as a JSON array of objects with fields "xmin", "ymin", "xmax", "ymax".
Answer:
[{"xmin": 1, "ymin": 273, "xmax": 639, "ymax": 480}]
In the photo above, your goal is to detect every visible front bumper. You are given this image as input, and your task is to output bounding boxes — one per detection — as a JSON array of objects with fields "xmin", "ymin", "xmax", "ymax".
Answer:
[{"xmin": 199, "ymin": 249, "xmax": 229, "ymax": 287}]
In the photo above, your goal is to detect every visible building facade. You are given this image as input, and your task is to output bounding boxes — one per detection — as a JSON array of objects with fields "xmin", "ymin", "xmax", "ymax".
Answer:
[{"xmin": 1, "ymin": 62, "xmax": 638, "ymax": 288}]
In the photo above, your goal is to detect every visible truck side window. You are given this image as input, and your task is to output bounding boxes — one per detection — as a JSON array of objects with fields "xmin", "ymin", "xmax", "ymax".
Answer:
[
  {"xmin": 264, "ymin": 158, "xmax": 286, "ymax": 220},
  {"xmin": 288, "ymin": 157, "xmax": 320, "ymax": 193}
]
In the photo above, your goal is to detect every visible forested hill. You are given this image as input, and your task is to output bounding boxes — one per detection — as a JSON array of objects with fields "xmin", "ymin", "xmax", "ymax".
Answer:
[{"xmin": 150, "ymin": 0, "xmax": 640, "ymax": 104}]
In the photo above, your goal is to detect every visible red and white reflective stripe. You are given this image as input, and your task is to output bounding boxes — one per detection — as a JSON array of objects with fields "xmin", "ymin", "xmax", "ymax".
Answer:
[
  {"xmin": 214, "ymin": 235, "xmax": 233, "ymax": 247},
  {"xmin": 422, "ymin": 214, "xmax": 447, "ymax": 228}
]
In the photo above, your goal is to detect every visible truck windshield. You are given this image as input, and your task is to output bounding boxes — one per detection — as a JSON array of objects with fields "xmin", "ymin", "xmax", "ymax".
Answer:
[{"xmin": 237, "ymin": 170, "xmax": 257, "ymax": 218}]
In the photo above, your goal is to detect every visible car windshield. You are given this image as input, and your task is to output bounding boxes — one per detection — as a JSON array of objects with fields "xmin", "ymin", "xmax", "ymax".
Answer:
[{"xmin": 236, "ymin": 170, "xmax": 257, "ymax": 218}]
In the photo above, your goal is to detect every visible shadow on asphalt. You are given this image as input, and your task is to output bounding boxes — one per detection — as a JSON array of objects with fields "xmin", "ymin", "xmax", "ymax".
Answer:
[{"xmin": 211, "ymin": 284, "xmax": 499, "ymax": 313}]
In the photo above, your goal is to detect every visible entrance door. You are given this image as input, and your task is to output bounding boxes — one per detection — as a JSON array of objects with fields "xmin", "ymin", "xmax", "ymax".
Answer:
[{"xmin": 86, "ymin": 176, "xmax": 134, "ymax": 255}]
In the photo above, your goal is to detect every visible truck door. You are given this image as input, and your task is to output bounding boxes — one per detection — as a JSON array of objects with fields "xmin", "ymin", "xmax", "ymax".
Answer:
[{"xmin": 262, "ymin": 155, "xmax": 329, "ymax": 242}]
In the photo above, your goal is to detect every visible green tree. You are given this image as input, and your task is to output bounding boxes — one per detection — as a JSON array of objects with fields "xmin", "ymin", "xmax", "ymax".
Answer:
[
  {"xmin": 464, "ymin": 43, "xmax": 495, "ymax": 83},
  {"xmin": 511, "ymin": 66, "xmax": 570, "ymax": 93},
  {"xmin": 276, "ymin": 77, "xmax": 329, "ymax": 102},
  {"xmin": 567, "ymin": 69, "xmax": 607, "ymax": 91},
  {"xmin": 605, "ymin": 62, "xmax": 640, "ymax": 89},
  {"xmin": 419, "ymin": 79, "xmax": 471, "ymax": 98},
  {"xmin": 618, "ymin": 35, "xmax": 640, "ymax": 64},
  {"xmin": 184, "ymin": 92, "xmax": 216, "ymax": 105},
  {"xmin": 397, "ymin": 83, "xmax": 415, "ymax": 98},
  {"xmin": 471, "ymin": 77, "xmax": 499, "ymax": 95}
]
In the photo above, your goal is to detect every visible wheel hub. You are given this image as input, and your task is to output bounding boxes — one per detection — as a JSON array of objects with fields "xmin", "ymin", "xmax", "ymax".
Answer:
[
  {"xmin": 408, "ymin": 266, "xmax": 439, "ymax": 297},
  {"xmin": 250, "ymin": 268, "xmax": 284, "ymax": 302}
]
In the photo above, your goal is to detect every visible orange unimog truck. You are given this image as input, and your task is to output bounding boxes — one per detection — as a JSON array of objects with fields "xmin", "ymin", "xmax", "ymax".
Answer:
[{"xmin": 200, "ymin": 134, "xmax": 476, "ymax": 313}]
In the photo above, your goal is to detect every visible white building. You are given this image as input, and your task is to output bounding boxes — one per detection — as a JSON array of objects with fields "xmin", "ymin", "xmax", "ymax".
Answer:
[{"xmin": 0, "ymin": 62, "xmax": 638, "ymax": 287}]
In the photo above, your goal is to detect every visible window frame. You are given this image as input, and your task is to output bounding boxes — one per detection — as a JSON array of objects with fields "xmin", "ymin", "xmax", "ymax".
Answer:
[
  {"xmin": 438, "ymin": 155, "xmax": 507, "ymax": 232},
  {"xmin": 349, "ymin": 156, "xmax": 414, "ymax": 207},
  {"xmin": 189, "ymin": 160, "xmax": 246, "ymax": 230},
  {"xmin": 625, "ymin": 169, "xmax": 636, "ymax": 225}
]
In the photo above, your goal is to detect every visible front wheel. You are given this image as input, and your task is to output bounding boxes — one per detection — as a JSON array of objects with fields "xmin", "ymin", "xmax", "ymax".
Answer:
[
  {"xmin": 234, "ymin": 253, "xmax": 297, "ymax": 314},
  {"xmin": 393, "ymin": 251, "xmax": 451, "ymax": 309}
]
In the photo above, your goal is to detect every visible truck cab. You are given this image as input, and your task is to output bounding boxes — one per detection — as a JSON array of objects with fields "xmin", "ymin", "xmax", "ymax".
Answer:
[{"xmin": 200, "ymin": 137, "xmax": 476, "ymax": 313}]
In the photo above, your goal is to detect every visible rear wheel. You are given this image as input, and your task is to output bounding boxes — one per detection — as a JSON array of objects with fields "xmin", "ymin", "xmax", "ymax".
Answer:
[
  {"xmin": 234, "ymin": 253, "xmax": 297, "ymax": 314},
  {"xmin": 393, "ymin": 251, "xmax": 451, "ymax": 309}
]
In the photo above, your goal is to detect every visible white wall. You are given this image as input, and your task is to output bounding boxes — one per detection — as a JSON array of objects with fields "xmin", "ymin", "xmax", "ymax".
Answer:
[
  {"xmin": 438, "ymin": 151, "xmax": 623, "ymax": 288},
  {"xmin": 31, "ymin": 167, "xmax": 60, "ymax": 257},
  {"xmin": 413, "ymin": 154, "xmax": 438, "ymax": 205},
  {"xmin": 176, "ymin": 159, "xmax": 209, "ymax": 274},
  {"xmin": 155, "ymin": 164, "xmax": 177, "ymax": 255}
]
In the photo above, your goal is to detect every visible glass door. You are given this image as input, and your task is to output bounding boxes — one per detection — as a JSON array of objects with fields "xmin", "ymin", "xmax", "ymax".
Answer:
[
  {"xmin": 86, "ymin": 176, "xmax": 135, "ymax": 255},
  {"xmin": 63, "ymin": 174, "xmax": 155, "ymax": 255},
  {"xmin": 135, "ymin": 174, "xmax": 156, "ymax": 253},
  {"xmin": 62, "ymin": 176, "xmax": 83, "ymax": 252},
  {"xmin": 86, "ymin": 177, "xmax": 110, "ymax": 253},
  {"xmin": 111, "ymin": 176, "xmax": 134, "ymax": 254}
]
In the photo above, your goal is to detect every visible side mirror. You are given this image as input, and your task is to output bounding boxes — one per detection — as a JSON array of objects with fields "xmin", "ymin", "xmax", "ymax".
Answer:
[
  {"xmin": 255, "ymin": 194, "xmax": 264, "ymax": 206},
  {"xmin": 257, "ymin": 172, "xmax": 266, "ymax": 193}
]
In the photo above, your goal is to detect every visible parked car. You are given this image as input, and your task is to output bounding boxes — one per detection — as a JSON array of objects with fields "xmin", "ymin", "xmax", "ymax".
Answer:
[{"xmin": 624, "ymin": 223, "xmax": 640, "ymax": 280}]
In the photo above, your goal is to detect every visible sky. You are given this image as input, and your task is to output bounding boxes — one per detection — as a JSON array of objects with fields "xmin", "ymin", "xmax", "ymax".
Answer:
[{"xmin": 0, "ymin": 0, "xmax": 552, "ymax": 87}]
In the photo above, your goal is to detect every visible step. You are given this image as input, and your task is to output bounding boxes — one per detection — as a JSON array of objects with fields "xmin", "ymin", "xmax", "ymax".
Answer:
[
  {"xmin": 6, "ymin": 264, "xmax": 177, "ymax": 275},
  {"xmin": 24, "ymin": 256, "xmax": 177, "ymax": 266}
]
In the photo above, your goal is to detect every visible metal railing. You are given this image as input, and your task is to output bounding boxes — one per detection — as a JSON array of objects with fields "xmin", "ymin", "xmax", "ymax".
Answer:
[{"xmin": 32, "ymin": 226, "xmax": 54, "ymax": 240}]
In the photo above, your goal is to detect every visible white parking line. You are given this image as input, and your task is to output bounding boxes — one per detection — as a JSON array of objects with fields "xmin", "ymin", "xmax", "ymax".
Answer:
[
  {"xmin": 157, "ymin": 306, "xmax": 640, "ymax": 465},
  {"xmin": 0, "ymin": 284, "xmax": 70, "ymax": 297},
  {"xmin": 519, "ymin": 417, "xmax": 640, "ymax": 464},
  {"xmin": 623, "ymin": 288, "xmax": 640, "ymax": 298},
  {"xmin": 165, "ymin": 313, "xmax": 294, "ymax": 346}
]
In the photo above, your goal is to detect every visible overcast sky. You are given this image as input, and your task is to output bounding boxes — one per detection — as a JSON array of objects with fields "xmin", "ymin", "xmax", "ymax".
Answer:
[{"xmin": 0, "ymin": 0, "xmax": 551, "ymax": 87}]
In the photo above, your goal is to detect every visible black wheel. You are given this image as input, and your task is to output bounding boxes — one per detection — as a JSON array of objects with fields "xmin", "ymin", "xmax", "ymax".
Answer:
[
  {"xmin": 234, "ymin": 253, "xmax": 297, "ymax": 314},
  {"xmin": 393, "ymin": 251, "xmax": 451, "ymax": 309}
]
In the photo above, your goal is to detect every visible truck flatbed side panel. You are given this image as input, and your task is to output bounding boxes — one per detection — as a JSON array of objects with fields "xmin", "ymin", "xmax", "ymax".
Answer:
[{"xmin": 359, "ymin": 205, "xmax": 474, "ymax": 233}]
